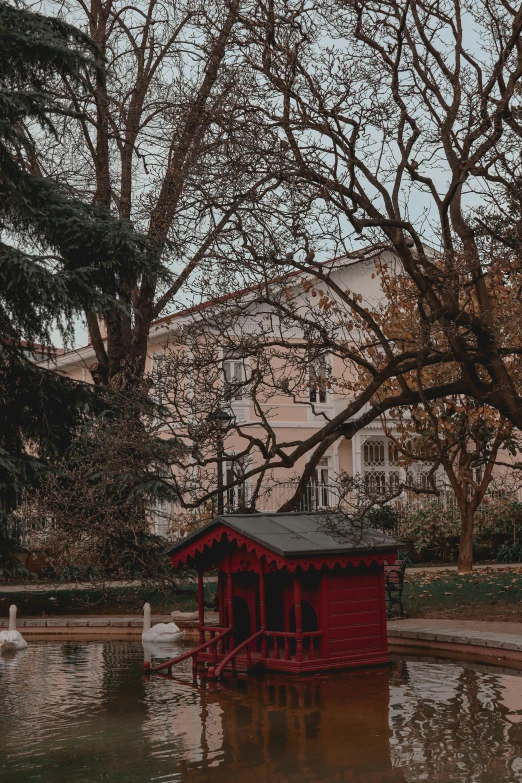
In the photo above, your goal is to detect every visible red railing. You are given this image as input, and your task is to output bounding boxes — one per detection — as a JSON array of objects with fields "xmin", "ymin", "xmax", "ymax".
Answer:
[
  {"xmin": 208, "ymin": 628, "xmax": 265, "ymax": 679},
  {"xmin": 144, "ymin": 627, "xmax": 323, "ymax": 676},
  {"xmin": 144, "ymin": 626, "xmax": 231, "ymax": 673},
  {"xmin": 264, "ymin": 630, "xmax": 322, "ymax": 661}
]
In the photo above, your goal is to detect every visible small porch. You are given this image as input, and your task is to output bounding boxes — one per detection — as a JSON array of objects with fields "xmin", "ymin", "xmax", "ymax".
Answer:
[{"xmin": 192, "ymin": 566, "xmax": 324, "ymax": 678}]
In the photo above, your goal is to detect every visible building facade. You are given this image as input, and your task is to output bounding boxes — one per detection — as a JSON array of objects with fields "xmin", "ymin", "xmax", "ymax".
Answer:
[{"xmin": 48, "ymin": 249, "xmax": 505, "ymax": 538}]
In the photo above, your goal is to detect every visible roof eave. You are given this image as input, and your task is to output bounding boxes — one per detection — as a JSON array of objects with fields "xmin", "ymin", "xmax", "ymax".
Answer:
[{"xmin": 164, "ymin": 515, "xmax": 400, "ymax": 559}]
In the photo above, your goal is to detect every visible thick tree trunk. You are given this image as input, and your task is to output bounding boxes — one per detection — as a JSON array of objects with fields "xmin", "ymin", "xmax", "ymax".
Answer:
[{"xmin": 458, "ymin": 504, "xmax": 475, "ymax": 573}]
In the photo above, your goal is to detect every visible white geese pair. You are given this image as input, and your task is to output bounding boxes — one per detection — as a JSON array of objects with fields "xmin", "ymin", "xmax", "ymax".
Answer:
[
  {"xmin": 0, "ymin": 605, "xmax": 27, "ymax": 653},
  {"xmin": 141, "ymin": 603, "xmax": 185, "ymax": 645}
]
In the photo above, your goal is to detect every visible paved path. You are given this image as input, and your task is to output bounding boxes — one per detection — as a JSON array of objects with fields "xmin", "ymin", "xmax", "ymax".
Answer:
[
  {"xmin": 0, "ymin": 576, "xmax": 218, "ymax": 593},
  {"xmin": 0, "ymin": 581, "xmax": 144, "ymax": 593},
  {"xmin": 0, "ymin": 612, "xmax": 219, "ymax": 628},
  {"xmin": 0, "ymin": 612, "xmax": 220, "ymax": 639},
  {"xmin": 407, "ymin": 563, "xmax": 522, "ymax": 574},
  {"xmin": 388, "ymin": 618, "xmax": 522, "ymax": 655},
  {"xmin": 4, "ymin": 609, "xmax": 522, "ymax": 664},
  {"xmin": 0, "ymin": 614, "xmax": 168, "ymax": 628}
]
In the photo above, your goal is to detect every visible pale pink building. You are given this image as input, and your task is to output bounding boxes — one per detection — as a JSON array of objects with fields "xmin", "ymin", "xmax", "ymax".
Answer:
[{"xmin": 46, "ymin": 250, "xmax": 445, "ymax": 536}]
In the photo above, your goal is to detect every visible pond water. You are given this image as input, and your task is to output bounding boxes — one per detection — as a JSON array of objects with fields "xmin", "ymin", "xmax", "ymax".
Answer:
[{"xmin": 1, "ymin": 642, "xmax": 522, "ymax": 782}]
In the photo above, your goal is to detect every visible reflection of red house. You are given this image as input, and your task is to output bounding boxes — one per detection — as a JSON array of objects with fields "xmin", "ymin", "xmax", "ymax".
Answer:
[{"xmin": 161, "ymin": 513, "xmax": 398, "ymax": 678}]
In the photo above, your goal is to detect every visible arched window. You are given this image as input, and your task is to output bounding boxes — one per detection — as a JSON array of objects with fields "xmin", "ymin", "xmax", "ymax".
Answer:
[{"xmin": 362, "ymin": 437, "xmax": 400, "ymax": 494}]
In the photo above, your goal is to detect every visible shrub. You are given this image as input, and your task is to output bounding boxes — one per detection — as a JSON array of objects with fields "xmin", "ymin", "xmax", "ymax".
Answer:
[
  {"xmin": 496, "ymin": 543, "xmax": 522, "ymax": 563},
  {"xmin": 397, "ymin": 503, "xmax": 461, "ymax": 561},
  {"xmin": 366, "ymin": 506, "xmax": 402, "ymax": 533}
]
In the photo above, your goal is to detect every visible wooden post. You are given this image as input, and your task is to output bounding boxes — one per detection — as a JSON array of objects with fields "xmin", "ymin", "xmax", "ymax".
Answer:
[
  {"xmin": 197, "ymin": 570, "xmax": 205, "ymax": 645},
  {"xmin": 260, "ymin": 571, "xmax": 268, "ymax": 659},
  {"xmin": 293, "ymin": 573, "xmax": 303, "ymax": 662},
  {"xmin": 227, "ymin": 568, "xmax": 234, "ymax": 650}
]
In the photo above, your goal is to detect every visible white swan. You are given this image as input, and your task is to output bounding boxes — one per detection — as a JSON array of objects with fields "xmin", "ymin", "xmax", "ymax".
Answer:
[
  {"xmin": 141, "ymin": 603, "xmax": 185, "ymax": 644},
  {"xmin": 0, "ymin": 605, "xmax": 28, "ymax": 653}
]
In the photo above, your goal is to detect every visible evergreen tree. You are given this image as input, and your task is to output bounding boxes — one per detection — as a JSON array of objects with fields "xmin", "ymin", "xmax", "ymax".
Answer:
[{"xmin": 0, "ymin": 1, "xmax": 151, "ymax": 573}]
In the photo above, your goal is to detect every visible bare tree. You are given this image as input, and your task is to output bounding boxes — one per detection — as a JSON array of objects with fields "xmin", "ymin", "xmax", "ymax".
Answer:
[
  {"xmin": 159, "ymin": 0, "xmax": 522, "ymax": 511},
  {"xmin": 383, "ymin": 399, "xmax": 519, "ymax": 571},
  {"xmin": 231, "ymin": 1, "xmax": 522, "ymax": 421},
  {"xmin": 139, "ymin": 265, "xmax": 456, "ymax": 515},
  {"xmin": 32, "ymin": 1, "xmax": 522, "ymax": 546},
  {"xmin": 38, "ymin": 0, "xmax": 289, "ymax": 387}
]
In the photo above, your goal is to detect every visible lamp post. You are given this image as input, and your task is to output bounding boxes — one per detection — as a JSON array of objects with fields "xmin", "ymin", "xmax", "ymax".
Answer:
[{"xmin": 208, "ymin": 408, "xmax": 232, "ymax": 515}]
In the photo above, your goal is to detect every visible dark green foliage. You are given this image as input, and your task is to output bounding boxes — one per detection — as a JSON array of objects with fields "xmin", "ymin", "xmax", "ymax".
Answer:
[
  {"xmin": 0, "ymin": 523, "xmax": 29, "ymax": 577},
  {"xmin": 0, "ymin": 343, "xmax": 102, "ymax": 508},
  {"xmin": 366, "ymin": 505, "xmax": 402, "ymax": 533},
  {"xmin": 496, "ymin": 543, "xmax": 522, "ymax": 563},
  {"xmin": 17, "ymin": 395, "xmax": 188, "ymax": 581},
  {"xmin": 0, "ymin": 2, "xmax": 149, "ymax": 348},
  {"xmin": 0, "ymin": 2, "xmax": 153, "ymax": 561}
]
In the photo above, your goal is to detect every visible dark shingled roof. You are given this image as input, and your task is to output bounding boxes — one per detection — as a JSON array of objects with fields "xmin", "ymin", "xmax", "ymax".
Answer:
[{"xmin": 165, "ymin": 512, "xmax": 399, "ymax": 558}]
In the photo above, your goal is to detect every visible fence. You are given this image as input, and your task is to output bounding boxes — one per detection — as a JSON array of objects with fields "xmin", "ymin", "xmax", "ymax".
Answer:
[
  {"xmin": 11, "ymin": 478, "xmax": 522, "ymax": 547},
  {"xmin": 152, "ymin": 478, "xmax": 522, "ymax": 541}
]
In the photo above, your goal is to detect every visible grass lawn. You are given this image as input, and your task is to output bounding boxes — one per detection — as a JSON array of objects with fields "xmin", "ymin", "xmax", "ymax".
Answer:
[{"xmin": 402, "ymin": 567, "xmax": 522, "ymax": 621}]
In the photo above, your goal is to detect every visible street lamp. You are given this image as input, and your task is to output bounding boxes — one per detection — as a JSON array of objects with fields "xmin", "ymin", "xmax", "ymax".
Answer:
[{"xmin": 208, "ymin": 408, "xmax": 232, "ymax": 515}]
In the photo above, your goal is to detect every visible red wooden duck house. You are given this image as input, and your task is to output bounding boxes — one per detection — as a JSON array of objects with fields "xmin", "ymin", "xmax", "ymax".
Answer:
[{"xmin": 147, "ymin": 513, "xmax": 398, "ymax": 679}]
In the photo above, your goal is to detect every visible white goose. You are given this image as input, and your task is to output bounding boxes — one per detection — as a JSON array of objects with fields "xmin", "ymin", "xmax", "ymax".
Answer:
[
  {"xmin": 0, "ymin": 605, "xmax": 28, "ymax": 653},
  {"xmin": 141, "ymin": 603, "xmax": 185, "ymax": 644}
]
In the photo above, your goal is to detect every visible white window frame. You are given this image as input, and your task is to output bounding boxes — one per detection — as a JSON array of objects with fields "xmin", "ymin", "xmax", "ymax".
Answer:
[
  {"xmin": 312, "ymin": 457, "xmax": 332, "ymax": 508},
  {"xmin": 223, "ymin": 456, "xmax": 251, "ymax": 510},
  {"xmin": 301, "ymin": 457, "xmax": 334, "ymax": 510},
  {"xmin": 362, "ymin": 437, "xmax": 400, "ymax": 495},
  {"xmin": 222, "ymin": 352, "xmax": 248, "ymax": 402},
  {"xmin": 308, "ymin": 354, "xmax": 331, "ymax": 404},
  {"xmin": 151, "ymin": 352, "xmax": 166, "ymax": 406},
  {"xmin": 153, "ymin": 498, "xmax": 170, "ymax": 538}
]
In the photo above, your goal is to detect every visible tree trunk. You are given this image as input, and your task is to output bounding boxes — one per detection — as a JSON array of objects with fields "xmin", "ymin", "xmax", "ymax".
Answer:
[{"xmin": 458, "ymin": 504, "xmax": 475, "ymax": 573}]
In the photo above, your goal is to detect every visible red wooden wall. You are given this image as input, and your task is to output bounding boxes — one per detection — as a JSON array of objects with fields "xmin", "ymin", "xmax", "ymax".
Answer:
[{"xmin": 322, "ymin": 566, "xmax": 387, "ymax": 660}]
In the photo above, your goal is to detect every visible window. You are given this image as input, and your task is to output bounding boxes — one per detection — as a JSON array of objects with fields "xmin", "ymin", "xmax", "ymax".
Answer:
[
  {"xmin": 301, "ymin": 458, "xmax": 332, "ymax": 510},
  {"xmin": 309, "ymin": 355, "xmax": 329, "ymax": 403},
  {"xmin": 151, "ymin": 353, "xmax": 166, "ymax": 405},
  {"xmin": 224, "ymin": 458, "xmax": 249, "ymax": 509},
  {"xmin": 223, "ymin": 353, "xmax": 245, "ymax": 401},
  {"xmin": 364, "ymin": 439, "xmax": 385, "ymax": 467},
  {"xmin": 362, "ymin": 437, "xmax": 400, "ymax": 495},
  {"xmin": 313, "ymin": 458, "xmax": 331, "ymax": 507},
  {"xmin": 153, "ymin": 498, "xmax": 169, "ymax": 538}
]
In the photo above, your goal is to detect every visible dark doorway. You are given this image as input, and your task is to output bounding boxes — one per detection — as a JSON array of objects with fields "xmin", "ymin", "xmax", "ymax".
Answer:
[
  {"xmin": 289, "ymin": 601, "xmax": 318, "ymax": 633},
  {"xmin": 265, "ymin": 573, "xmax": 286, "ymax": 632},
  {"xmin": 232, "ymin": 596, "xmax": 251, "ymax": 645},
  {"xmin": 289, "ymin": 601, "xmax": 318, "ymax": 654}
]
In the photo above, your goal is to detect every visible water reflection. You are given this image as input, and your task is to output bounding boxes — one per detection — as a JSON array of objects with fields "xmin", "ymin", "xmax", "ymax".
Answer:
[
  {"xmin": 0, "ymin": 643, "xmax": 522, "ymax": 782},
  {"xmin": 0, "ymin": 647, "xmax": 27, "ymax": 669},
  {"xmin": 389, "ymin": 659, "xmax": 522, "ymax": 781},
  {"xmin": 155, "ymin": 670, "xmax": 405, "ymax": 782},
  {"xmin": 142, "ymin": 640, "xmax": 186, "ymax": 664}
]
